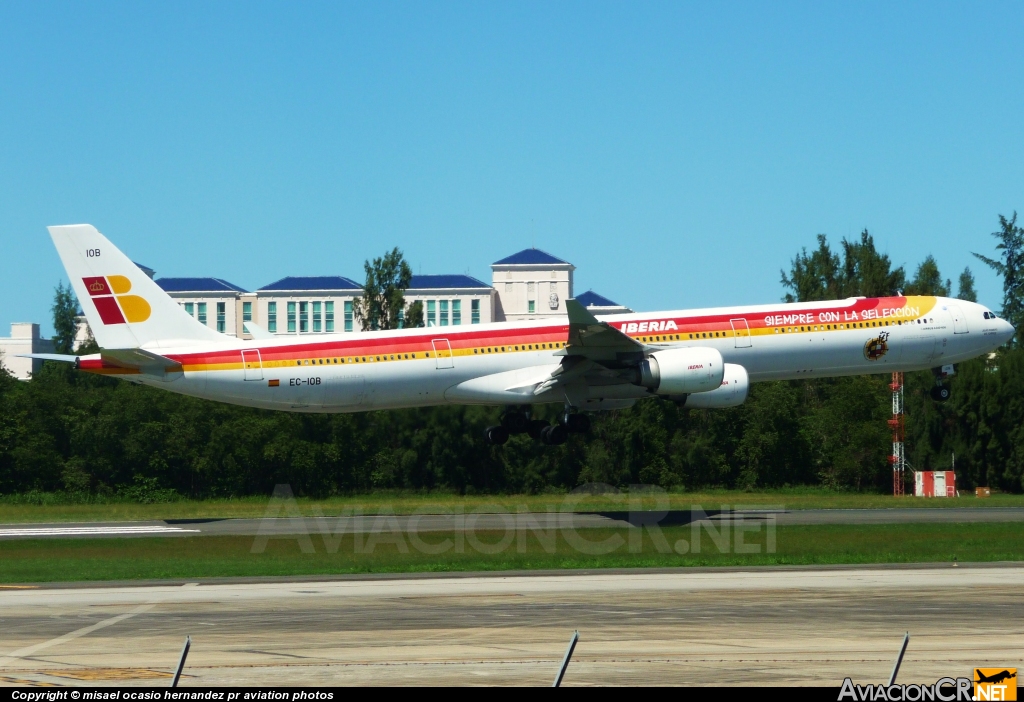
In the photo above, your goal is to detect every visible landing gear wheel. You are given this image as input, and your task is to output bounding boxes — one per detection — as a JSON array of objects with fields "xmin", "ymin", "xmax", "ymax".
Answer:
[
  {"xmin": 564, "ymin": 413, "xmax": 590, "ymax": 434},
  {"xmin": 485, "ymin": 425, "xmax": 510, "ymax": 445},
  {"xmin": 540, "ymin": 423, "xmax": 568, "ymax": 446},
  {"xmin": 501, "ymin": 411, "xmax": 529, "ymax": 434},
  {"xmin": 527, "ymin": 419, "xmax": 549, "ymax": 440},
  {"xmin": 930, "ymin": 385, "xmax": 951, "ymax": 402}
]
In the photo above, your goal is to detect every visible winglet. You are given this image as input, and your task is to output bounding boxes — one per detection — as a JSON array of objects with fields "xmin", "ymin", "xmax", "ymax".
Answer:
[
  {"xmin": 566, "ymin": 298, "xmax": 601, "ymax": 326},
  {"xmin": 243, "ymin": 321, "xmax": 276, "ymax": 340},
  {"xmin": 562, "ymin": 298, "xmax": 644, "ymax": 363}
]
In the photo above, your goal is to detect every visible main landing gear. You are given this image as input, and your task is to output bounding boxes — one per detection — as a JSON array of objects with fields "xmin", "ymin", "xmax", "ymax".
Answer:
[{"xmin": 484, "ymin": 407, "xmax": 591, "ymax": 446}]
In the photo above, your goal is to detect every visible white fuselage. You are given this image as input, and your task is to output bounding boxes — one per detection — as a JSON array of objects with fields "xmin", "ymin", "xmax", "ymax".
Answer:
[{"xmin": 88, "ymin": 295, "xmax": 1013, "ymax": 413}]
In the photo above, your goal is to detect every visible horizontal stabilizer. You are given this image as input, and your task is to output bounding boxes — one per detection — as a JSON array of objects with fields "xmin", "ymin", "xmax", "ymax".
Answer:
[
  {"xmin": 17, "ymin": 353, "xmax": 80, "ymax": 364},
  {"xmin": 101, "ymin": 348, "xmax": 182, "ymax": 375}
]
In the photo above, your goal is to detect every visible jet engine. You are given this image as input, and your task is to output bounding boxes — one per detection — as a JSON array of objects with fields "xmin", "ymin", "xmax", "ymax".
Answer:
[
  {"xmin": 677, "ymin": 363, "xmax": 749, "ymax": 408},
  {"xmin": 636, "ymin": 347, "xmax": 724, "ymax": 395}
]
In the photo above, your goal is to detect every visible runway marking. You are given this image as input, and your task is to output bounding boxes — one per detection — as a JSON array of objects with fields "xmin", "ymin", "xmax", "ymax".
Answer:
[
  {"xmin": 46, "ymin": 667, "xmax": 172, "ymax": 680},
  {"xmin": 0, "ymin": 583, "xmax": 199, "ymax": 669},
  {"xmin": 0, "ymin": 526, "xmax": 200, "ymax": 537}
]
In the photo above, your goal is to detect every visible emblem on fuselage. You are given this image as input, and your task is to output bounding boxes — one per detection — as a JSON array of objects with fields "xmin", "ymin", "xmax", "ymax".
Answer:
[{"xmin": 864, "ymin": 332, "xmax": 890, "ymax": 361}]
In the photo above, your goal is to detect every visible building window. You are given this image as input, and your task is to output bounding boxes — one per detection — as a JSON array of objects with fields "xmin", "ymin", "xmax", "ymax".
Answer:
[
  {"xmin": 268, "ymin": 302, "xmax": 277, "ymax": 333},
  {"xmin": 528, "ymin": 300, "xmax": 535, "ymax": 314},
  {"xmin": 216, "ymin": 302, "xmax": 226, "ymax": 333},
  {"xmin": 299, "ymin": 302, "xmax": 309, "ymax": 333},
  {"xmin": 287, "ymin": 302, "xmax": 296, "ymax": 333},
  {"xmin": 439, "ymin": 300, "xmax": 449, "ymax": 326},
  {"xmin": 452, "ymin": 300, "xmax": 461, "ymax": 325},
  {"xmin": 312, "ymin": 301, "xmax": 322, "ymax": 333},
  {"xmin": 184, "ymin": 302, "xmax": 194, "ymax": 317},
  {"xmin": 397, "ymin": 307, "xmax": 405, "ymax": 329},
  {"xmin": 427, "ymin": 300, "xmax": 436, "ymax": 327},
  {"xmin": 471, "ymin": 299, "xmax": 480, "ymax": 324},
  {"xmin": 197, "ymin": 302, "xmax": 207, "ymax": 326},
  {"xmin": 243, "ymin": 301, "xmax": 252, "ymax": 323},
  {"xmin": 325, "ymin": 301, "xmax": 334, "ymax": 333},
  {"xmin": 344, "ymin": 300, "xmax": 353, "ymax": 332}
]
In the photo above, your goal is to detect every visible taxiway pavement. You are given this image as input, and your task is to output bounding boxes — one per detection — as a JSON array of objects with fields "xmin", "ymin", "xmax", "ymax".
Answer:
[
  {"xmin": 0, "ymin": 564, "xmax": 1021, "ymax": 686},
  {"xmin": 1, "ymin": 508, "xmax": 1022, "ymax": 540}
]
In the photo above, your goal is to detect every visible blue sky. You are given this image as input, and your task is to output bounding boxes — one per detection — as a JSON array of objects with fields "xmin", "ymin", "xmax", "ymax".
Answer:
[{"xmin": 2, "ymin": 1, "xmax": 1022, "ymax": 336}]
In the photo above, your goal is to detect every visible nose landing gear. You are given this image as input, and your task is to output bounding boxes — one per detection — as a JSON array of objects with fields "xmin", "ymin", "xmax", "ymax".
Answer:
[
  {"xmin": 930, "ymin": 365, "xmax": 955, "ymax": 403},
  {"xmin": 930, "ymin": 384, "xmax": 951, "ymax": 402}
]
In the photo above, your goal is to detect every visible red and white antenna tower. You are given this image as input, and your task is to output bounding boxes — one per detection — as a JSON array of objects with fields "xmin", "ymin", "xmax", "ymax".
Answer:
[{"xmin": 888, "ymin": 372, "xmax": 906, "ymax": 496}]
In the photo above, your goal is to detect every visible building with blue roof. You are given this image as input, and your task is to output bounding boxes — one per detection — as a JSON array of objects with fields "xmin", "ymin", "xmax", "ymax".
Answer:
[
  {"xmin": 155, "ymin": 277, "xmax": 250, "ymax": 335},
  {"xmin": 491, "ymin": 248, "xmax": 569, "ymax": 266},
  {"xmin": 132, "ymin": 246, "xmax": 601, "ymax": 338},
  {"xmin": 491, "ymin": 248, "xmax": 575, "ymax": 322},
  {"xmin": 575, "ymin": 290, "xmax": 632, "ymax": 315},
  {"xmin": 258, "ymin": 276, "xmax": 361, "ymax": 292}
]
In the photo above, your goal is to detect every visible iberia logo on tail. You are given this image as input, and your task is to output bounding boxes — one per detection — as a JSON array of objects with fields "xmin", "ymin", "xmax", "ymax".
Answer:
[{"xmin": 83, "ymin": 275, "xmax": 151, "ymax": 324}]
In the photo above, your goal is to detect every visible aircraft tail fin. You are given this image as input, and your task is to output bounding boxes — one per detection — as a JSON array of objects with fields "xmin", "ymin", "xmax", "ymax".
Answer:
[{"xmin": 48, "ymin": 224, "xmax": 224, "ymax": 350}]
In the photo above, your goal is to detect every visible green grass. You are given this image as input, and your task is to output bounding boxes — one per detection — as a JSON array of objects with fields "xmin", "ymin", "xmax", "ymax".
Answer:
[
  {"xmin": 1, "ymin": 489, "xmax": 1022, "ymax": 524},
  {"xmin": 1, "ymin": 522, "xmax": 1021, "ymax": 583}
]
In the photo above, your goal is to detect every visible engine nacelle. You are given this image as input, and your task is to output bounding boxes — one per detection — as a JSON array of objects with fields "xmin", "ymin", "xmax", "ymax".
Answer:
[
  {"xmin": 678, "ymin": 363, "xmax": 750, "ymax": 409},
  {"xmin": 637, "ymin": 347, "xmax": 724, "ymax": 395}
]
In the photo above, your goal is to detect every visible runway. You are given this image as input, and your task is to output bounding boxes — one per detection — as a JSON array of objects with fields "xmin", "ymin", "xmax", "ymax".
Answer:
[
  {"xmin": 0, "ymin": 564, "xmax": 1021, "ymax": 686},
  {"xmin": 2, "ymin": 507, "xmax": 1022, "ymax": 539}
]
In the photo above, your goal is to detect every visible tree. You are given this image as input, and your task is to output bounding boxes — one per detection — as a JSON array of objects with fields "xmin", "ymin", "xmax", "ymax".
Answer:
[
  {"xmin": 51, "ymin": 282, "xmax": 79, "ymax": 355},
  {"xmin": 781, "ymin": 235, "xmax": 841, "ymax": 302},
  {"xmin": 905, "ymin": 255, "xmax": 950, "ymax": 296},
  {"xmin": 782, "ymin": 230, "xmax": 905, "ymax": 302},
  {"xmin": 840, "ymin": 230, "xmax": 906, "ymax": 298},
  {"xmin": 353, "ymin": 248, "xmax": 413, "ymax": 331},
  {"xmin": 404, "ymin": 300, "xmax": 424, "ymax": 328},
  {"xmin": 957, "ymin": 267, "xmax": 978, "ymax": 302},
  {"xmin": 973, "ymin": 212, "xmax": 1024, "ymax": 343}
]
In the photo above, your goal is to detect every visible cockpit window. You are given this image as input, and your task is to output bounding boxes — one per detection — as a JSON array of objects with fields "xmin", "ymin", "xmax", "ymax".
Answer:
[{"xmin": 983, "ymin": 311, "xmax": 998, "ymax": 319}]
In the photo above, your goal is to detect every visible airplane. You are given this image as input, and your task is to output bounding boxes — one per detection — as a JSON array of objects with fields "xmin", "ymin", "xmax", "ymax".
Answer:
[
  {"xmin": 975, "ymin": 670, "xmax": 1016, "ymax": 685},
  {"xmin": 25, "ymin": 224, "xmax": 1016, "ymax": 446}
]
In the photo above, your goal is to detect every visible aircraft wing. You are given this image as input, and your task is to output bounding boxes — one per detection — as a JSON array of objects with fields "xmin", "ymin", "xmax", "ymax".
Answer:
[{"xmin": 504, "ymin": 299, "xmax": 646, "ymax": 397}]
